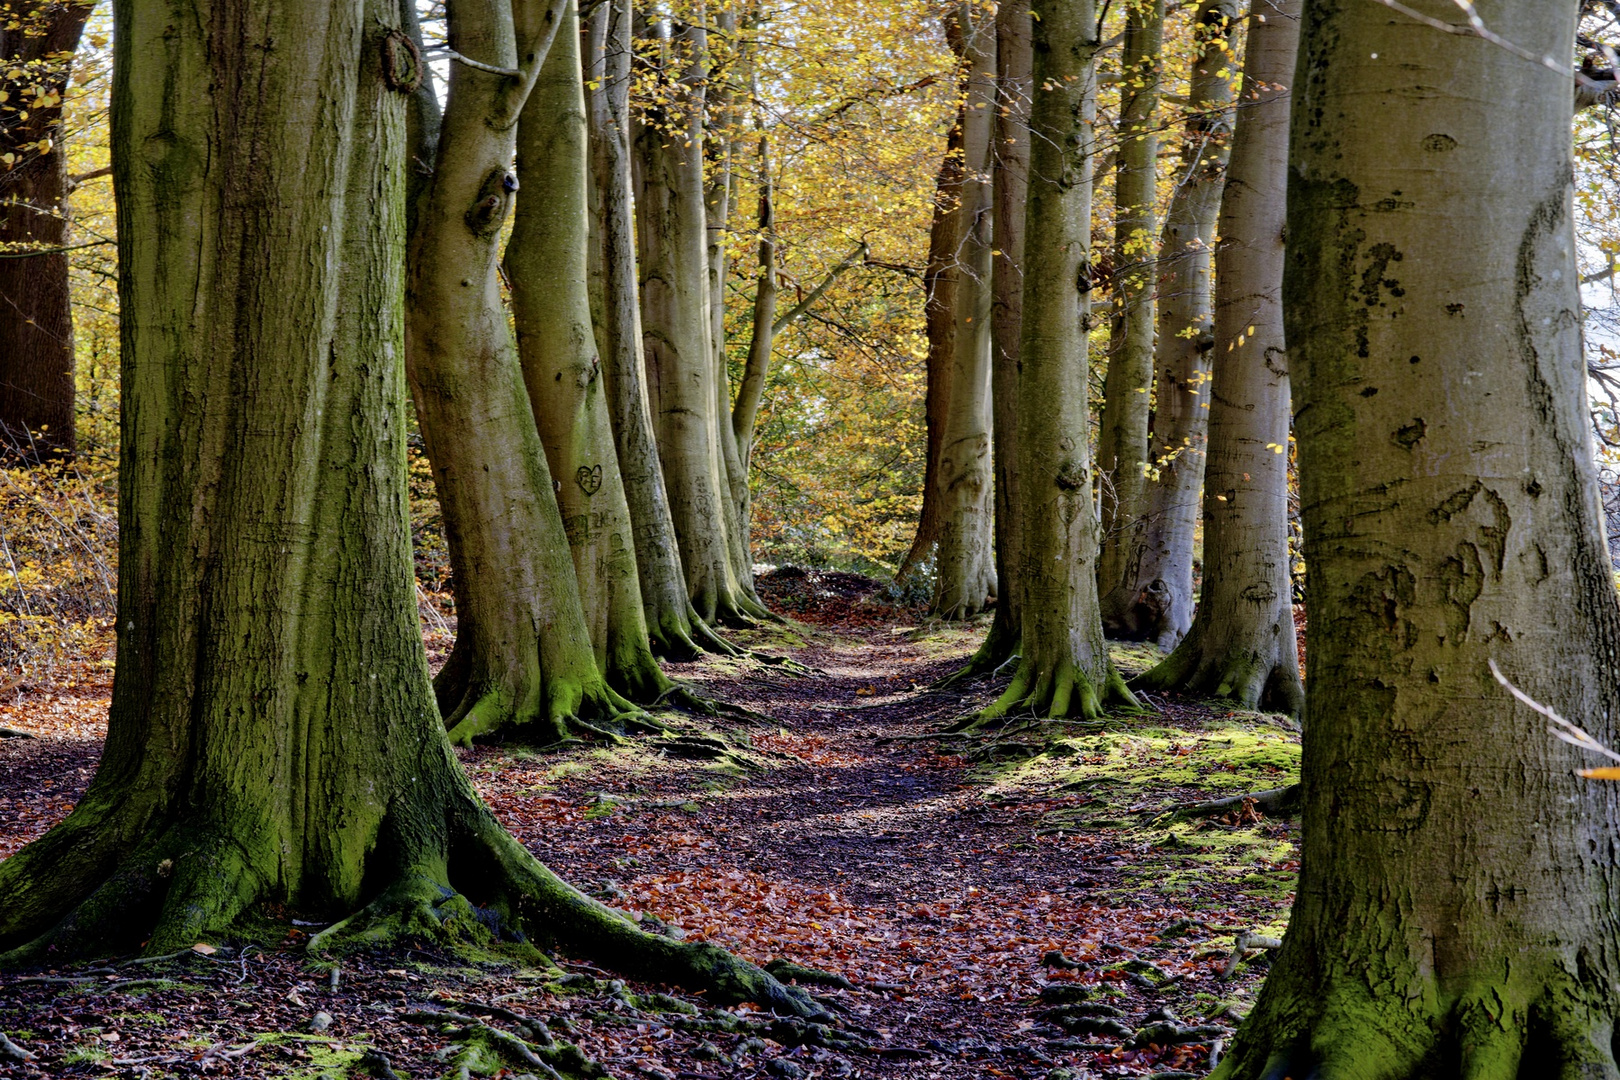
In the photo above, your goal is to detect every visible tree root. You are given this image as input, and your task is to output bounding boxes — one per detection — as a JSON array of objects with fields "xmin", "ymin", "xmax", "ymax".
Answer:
[
  {"xmin": 441, "ymin": 677, "xmax": 646, "ymax": 748},
  {"xmin": 403, "ymin": 1005, "xmax": 601, "ymax": 1080},
  {"xmin": 646, "ymin": 602, "xmax": 742, "ymax": 661},
  {"xmin": 950, "ymin": 654, "xmax": 1139, "ymax": 731},
  {"xmin": 1166, "ymin": 785, "xmax": 1300, "ymax": 823}
]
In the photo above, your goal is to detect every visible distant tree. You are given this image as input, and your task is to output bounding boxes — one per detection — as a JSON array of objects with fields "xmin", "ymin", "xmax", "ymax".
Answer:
[
  {"xmin": 1216, "ymin": 0, "xmax": 1615, "ymax": 1073},
  {"xmin": 1096, "ymin": 0, "xmax": 1164, "ymax": 629},
  {"xmin": 930, "ymin": 0, "xmax": 997, "ymax": 620},
  {"xmin": 1134, "ymin": 0, "xmax": 1302, "ymax": 715},
  {"xmin": 0, "ymin": 0, "xmax": 94, "ymax": 461},
  {"xmin": 1105, "ymin": 0, "xmax": 1236, "ymax": 648},
  {"xmin": 0, "ymin": 0, "xmax": 816, "ymax": 1018}
]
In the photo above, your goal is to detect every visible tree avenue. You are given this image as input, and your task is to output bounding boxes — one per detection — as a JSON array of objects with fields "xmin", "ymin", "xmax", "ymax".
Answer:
[{"xmin": 0, "ymin": 0, "xmax": 815, "ymax": 1025}]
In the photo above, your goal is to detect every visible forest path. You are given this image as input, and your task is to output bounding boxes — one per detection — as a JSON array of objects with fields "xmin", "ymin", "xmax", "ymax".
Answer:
[{"xmin": 0, "ymin": 568, "xmax": 1298, "ymax": 1079}]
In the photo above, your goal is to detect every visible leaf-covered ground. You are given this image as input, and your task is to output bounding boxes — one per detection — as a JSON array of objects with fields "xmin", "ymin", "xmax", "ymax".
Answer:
[{"xmin": 0, "ymin": 569, "xmax": 1301, "ymax": 1079}]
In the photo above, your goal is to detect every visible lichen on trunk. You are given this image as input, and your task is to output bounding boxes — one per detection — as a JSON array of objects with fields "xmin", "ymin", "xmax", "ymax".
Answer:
[{"xmin": 1214, "ymin": 1, "xmax": 1620, "ymax": 1074}]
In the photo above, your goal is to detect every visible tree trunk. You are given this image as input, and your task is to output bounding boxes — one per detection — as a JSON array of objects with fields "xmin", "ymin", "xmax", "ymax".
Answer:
[
  {"xmin": 1135, "ymin": 0, "xmax": 1302, "ymax": 716},
  {"xmin": 0, "ymin": 0, "xmax": 815, "ymax": 1020},
  {"xmin": 1106, "ymin": 0, "xmax": 1236, "ymax": 648},
  {"xmin": 950, "ymin": 0, "xmax": 1030, "ymax": 677},
  {"xmin": 404, "ymin": 0, "xmax": 641, "ymax": 745},
  {"xmin": 0, "ymin": 1, "xmax": 93, "ymax": 462},
  {"xmin": 975, "ymin": 0, "xmax": 1134, "ymax": 723},
  {"xmin": 1215, "ymin": 2, "xmax": 1620, "ymax": 1075},
  {"xmin": 896, "ymin": 104, "xmax": 964, "ymax": 581},
  {"xmin": 635, "ymin": 15, "xmax": 770, "ymax": 626},
  {"xmin": 1095, "ymin": 0, "xmax": 1165, "ymax": 628},
  {"xmin": 584, "ymin": 0, "xmax": 735, "ymax": 659},
  {"xmin": 509, "ymin": 0, "xmax": 671, "ymax": 704},
  {"xmin": 931, "ymin": 2, "xmax": 996, "ymax": 621}
]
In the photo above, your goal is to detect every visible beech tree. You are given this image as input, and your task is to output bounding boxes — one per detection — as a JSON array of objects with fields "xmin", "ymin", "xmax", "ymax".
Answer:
[
  {"xmin": 508, "ymin": 0, "xmax": 678, "ymax": 704},
  {"xmin": 1095, "ymin": 0, "xmax": 1164, "ymax": 629},
  {"xmin": 0, "ymin": 0, "xmax": 815, "ymax": 1018},
  {"xmin": 0, "ymin": 0, "xmax": 94, "ymax": 461},
  {"xmin": 1105, "ymin": 0, "xmax": 1236, "ymax": 648},
  {"xmin": 976, "ymin": 0, "xmax": 1135, "ymax": 722},
  {"xmin": 635, "ymin": 12, "xmax": 771, "ymax": 626},
  {"xmin": 1134, "ymin": 0, "xmax": 1302, "ymax": 715},
  {"xmin": 1216, "ymin": 1, "xmax": 1615, "ymax": 1073},
  {"xmin": 930, "ymin": 1, "xmax": 997, "ymax": 620},
  {"xmin": 584, "ymin": 0, "xmax": 737, "ymax": 659}
]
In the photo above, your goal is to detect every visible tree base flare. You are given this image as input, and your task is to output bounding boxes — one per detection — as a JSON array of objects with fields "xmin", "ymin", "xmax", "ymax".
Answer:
[
  {"xmin": 1132, "ymin": 637, "xmax": 1302, "ymax": 718},
  {"xmin": 953, "ymin": 654, "xmax": 1139, "ymax": 730}
]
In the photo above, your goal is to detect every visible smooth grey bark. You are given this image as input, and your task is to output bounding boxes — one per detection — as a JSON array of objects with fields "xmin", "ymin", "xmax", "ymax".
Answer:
[
  {"xmin": 1215, "ymin": 1, "xmax": 1620, "ymax": 1074},
  {"xmin": 0, "ymin": 1, "xmax": 93, "ymax": 461},
  {"xmin": 931, "ymin": 2, "xmax": 997, "ymax": 620},
  {"xmin": 1136, "ymin": 0, "xmax": 1302, "ymax": 715},
  {"xmin": 584, "ymin": 0, "xmax": 735, "ymax": 659},
  {"xmin": 1096, "ymin": 0, "xmax": 1165, "ymax": 628},
  {"xmin": 635, "ymin": 14, "xmax": 770, "ymax": 626},
  {"xmin": 509, "ymin": 0, "xmax": 672, "ymax": 704},
  {"xmin": 950, "ymin": 0, "xmax": 1030, "ymax": 678},
  {"xmin": 405, "ymin": 0, "xmax": 641, "ymax": 745},
  {"xmin": 973, "ymin": 0, "xmax": 1134, "ymax": 722},
  {"xmin": 1108, "ymin": 0, "xmax": 1237, "ymax": 648}
]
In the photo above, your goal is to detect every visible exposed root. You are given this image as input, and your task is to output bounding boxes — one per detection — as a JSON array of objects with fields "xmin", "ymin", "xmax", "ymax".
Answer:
[
  {"xmin": 442, "ymin": 677, "xmax": 646, "ymax": 748},
  {"xmin": 1167, "ymin": 784, "xmax": 1300, "ymax": 823},
  {"xmin": 403, "ymin": 1005, "xmax": 603, "ymax": 1079},
  {"xmin": 646, "ymin": 603, "xmax": 742, "ymax": 661},
  {"xmin": 933, "ymin": 614, "xmax": 1019, "ymax": 689},
  {"xmin": 951, "ymin": 654, "xmax": 1139, "ymax": 731}
]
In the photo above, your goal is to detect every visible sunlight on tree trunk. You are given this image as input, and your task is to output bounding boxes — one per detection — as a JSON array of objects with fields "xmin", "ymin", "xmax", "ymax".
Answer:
[{"xmin": 1134, "ymin": 0, "xmax": 1302, "ymax": 716}]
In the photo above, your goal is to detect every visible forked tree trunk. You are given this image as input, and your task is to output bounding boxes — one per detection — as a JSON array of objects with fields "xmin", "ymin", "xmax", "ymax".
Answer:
[
  {"xmin": 973, "ymin": 0, "xmax": 1135, "ymax": 723},
  {"xmin": 0, "ymin": 1, "xmax": 93, "ymax": 461},
  {"xmin": 584, "ymin": 0, "xmax": 735, "ymax": 659},
  {"xmin": 1107, "ymin": 0, "xmax": 1236, "ymax": 648},
  {"xmin": 405, "ymin": 0, "xmax": 641, "ymax": 745},
  {"xmin": 1135, "ymin": 0, "xmax": 1302, "ymax": 715},
  {"xmin": 1216, "ymin": 2, "xmax": 1620, "ymax": 1075},
  {"xmin": 509, "ymin": 0, "xmax": 672, "ymax": 703},
  {"xmin": 896, "ymin": 106, "xmax": 964, "ymax": 581},
  {"xmin": 1095, "ymin": 0, "xmax": 1164, "ymax": 627},
  {"xmin": 0, "ymin": 1, "xmax": 814, "ymax": 1019},
  {"xmin": 931, "ymin": 2, "xmax": 996, "ymax": 621},
  {"xmin": 635, "ymin": 15, "xmax": 770, "ymax": 626},
  {"xmin": 950, "ymin": 0, "xmax": 1030, "ymax": 677}
]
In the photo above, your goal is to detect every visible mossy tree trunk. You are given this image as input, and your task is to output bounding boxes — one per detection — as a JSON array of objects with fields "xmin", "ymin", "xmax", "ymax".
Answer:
[
  {"xmin": 1215, "ymin": 2, "xmax": 1620, "ymax": 1075},
  {"xmin": 1104, "ymin": 0, "xmax": 1235, "ymax": 650},
  {"xmin": 0, "ymin": 1, "xmax": 816, "ymax": 1017},
  {"xmin": 1095, "ymin": 0, "xmax": 1164, "ymax": 630},
  {"xmin": 508, "ymin": 0, "xmax": 672, "ymax": 704},
  {"xmin": 1134, "ymin": 0, "xmax": 1302, "ymax": 716},
  {"xmin": 976, "ymin": 0, "xmax": 1135, "ymax": 722},
  {"xmin": 0, "ymin": 0, "xmax": 93, "ymax": 462},
  {"xmin": 931, "ymin": 2, "xmax": 997, "ymax": 621},
  {"xmin": 952, "ymin": 0, "xmax": 1030, "ymax": 677},
  {"xmin": 635, "ymin": 14, "xmax": 770, "ymax": 626},
  {"xmin": 584, "ymin": 0, "xmax": 735, "ymax": 659},
  {"xmin": 404, "ymin": 0, "xmax": 640, "ymax": 745}
]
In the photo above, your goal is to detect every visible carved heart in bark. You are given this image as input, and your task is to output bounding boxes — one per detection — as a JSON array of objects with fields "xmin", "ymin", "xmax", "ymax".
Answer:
[{"xmin": 576, "ymin": 465, "xmax": 603, "ymax": 495}]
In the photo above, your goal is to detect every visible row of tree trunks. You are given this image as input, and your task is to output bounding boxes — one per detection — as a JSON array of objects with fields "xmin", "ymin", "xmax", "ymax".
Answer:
[
  {"xmin": 0, "ymin": 0, "xmax": 94, "ymax": 462},
  {"xmin": 1095, "ymin": 0, "xmax": 1165, "ymax": 630},
  {"xmin": 1107, "ymin": 0, "xmax": 1236, "ymax": 650},
  {"xmin": 1136, "ymin": 0, "xmax": 1303, "ymax": 715},
  {"xmin": 585, "ymin": 0, "xmax": 736, "ymax": 660}
]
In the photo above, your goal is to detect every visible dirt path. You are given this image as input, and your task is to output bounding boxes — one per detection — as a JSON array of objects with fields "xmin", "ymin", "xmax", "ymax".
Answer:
[{"xmin": 0, "ymin": 570, "xmax": 1299, "ymax": 1078}]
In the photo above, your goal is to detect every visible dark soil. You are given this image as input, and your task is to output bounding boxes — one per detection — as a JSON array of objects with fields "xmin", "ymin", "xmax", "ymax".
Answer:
[{"xmin": 0, "ymin": 571, "xmax": 1297, "ymax": 1079}]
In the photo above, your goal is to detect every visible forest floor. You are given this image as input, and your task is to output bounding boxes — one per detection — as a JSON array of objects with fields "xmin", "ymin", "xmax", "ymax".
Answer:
[{"xmin": 0, "ymin": 568, "xmax": 1302, "ymax": 1080}]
